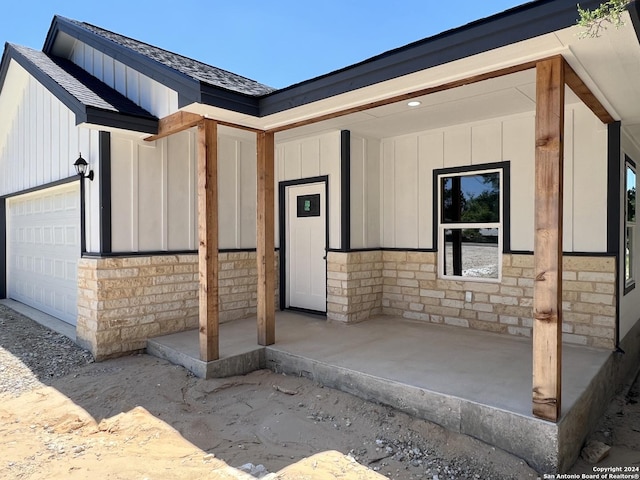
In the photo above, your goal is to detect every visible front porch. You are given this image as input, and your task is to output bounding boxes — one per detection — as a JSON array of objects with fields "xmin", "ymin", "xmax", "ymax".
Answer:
[{"xmin": 147, "ymin": 311, "xmax": 615, "ymax": 473}]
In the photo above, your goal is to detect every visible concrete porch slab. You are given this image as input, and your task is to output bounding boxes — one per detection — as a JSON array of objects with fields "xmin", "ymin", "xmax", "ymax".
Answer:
[{"xmin": 147, "ymin": 311, "xmax": 615, "ymax": 473}]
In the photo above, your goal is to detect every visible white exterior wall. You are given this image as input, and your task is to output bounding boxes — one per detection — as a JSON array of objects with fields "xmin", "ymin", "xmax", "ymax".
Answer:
[
  {"xmin": 217, "ymin": 127, "xmax": 257, "ymax": 249},
  {"xmin": 0, "ymin": 63, "xmax": 101, "ymax": 251},
  {"xmin": 110, "ymin": 127, "xmax": 257, "ymax": 252},
  {"xmin": 111, "ymin": 130, "xmax": 196, "ymax": 252},
  {"xmin": 351, "ymin": 134, "xmax": 381, "ymax": 249},
  {"xmin": 69, "ymin": 39, "xmax": 179, "ymax": 118},
  {"xmin": 275, "ymin": 131, "xmax": 341, "ymax": 249},
  {"xmin": 379, "ymin": 104, "xmax": 608, "ymax": 252},
  {"xmin": 620, "ymin": 130, "xmax": 640, "ymax": 340}
]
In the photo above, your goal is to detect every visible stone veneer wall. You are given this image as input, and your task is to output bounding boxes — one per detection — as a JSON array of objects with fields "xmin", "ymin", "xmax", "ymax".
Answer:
[
  {"xmin": 326, "ymin": 251, "xmax": 383, "ymax": 323},
  {"xmin": 77, "ymin": 251, "xmax": 279, "ymax": 360},
  {"xmin": 325, "ymin": 250, "xmax": 616, "ymax": 349},
  {"xmin": 380, "ymin": 252, "xmax": 616, "ymax": 349}
]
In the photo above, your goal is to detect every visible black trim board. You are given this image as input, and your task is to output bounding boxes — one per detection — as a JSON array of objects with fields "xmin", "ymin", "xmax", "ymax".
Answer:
[
  {"xmin": 608, "ymin": 123, "xmax": 621, "ymax": 346},
  {"xmin": 82, "ymin": 250, "xmax": 198, "ymax": 258},
  {"xmin": 0, "ymin": 198, "xmax": 6, "ymax": 299},
  {"xmin": 0, "ymin": 176, "xmax": 78, "ymax": 199},
  {"xmin": 99, "ymin": 131, "xmax": 112, "ymax": 254},
  {"xmin": 278, "ymin": 175, "xmax": 329, "ymax": 312},
  {"xmin": 608, "ymin": 122, "xmax": 622, "ymax": 255},
  {"xmin": 340, "ymin": 130, "xmax": 351, "ymax": 251}
]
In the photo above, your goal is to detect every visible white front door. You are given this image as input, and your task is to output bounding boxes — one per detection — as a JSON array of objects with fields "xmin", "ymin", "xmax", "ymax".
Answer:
[
  {"xmin": 7, "ymin": 184, "xmax": 80, "ymax": 325},
  {"xmin": 286, "ymin": 182, "xmax": 327, "ymax": 312}
]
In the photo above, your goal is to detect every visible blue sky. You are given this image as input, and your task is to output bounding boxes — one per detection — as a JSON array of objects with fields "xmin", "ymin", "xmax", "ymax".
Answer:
[{"xmin": 2, "ymin": 1, "xmax": 532, "ymax": 89}]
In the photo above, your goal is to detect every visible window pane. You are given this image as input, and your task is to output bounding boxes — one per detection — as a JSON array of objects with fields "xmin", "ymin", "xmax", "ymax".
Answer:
[
  {"xmin": 444, "ymin": 228, "xmax": 499, "ymax": 279},
  {"xmin": 441, "ymin": 173, "xmax": 500, "ymax": 223},
  {"xmin": 627, "ymin": 166, "xmax": 636, "ymax": 223}
]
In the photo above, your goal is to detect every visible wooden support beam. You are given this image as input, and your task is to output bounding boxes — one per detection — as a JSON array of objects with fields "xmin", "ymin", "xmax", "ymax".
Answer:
[
  {"xmin": 197, "ymin": 119, "xmax": 219, "ymax": 361},
  {"xmin": 256, "ymin": 131, "xmax": 275, "ymax": 346},
  {"xmin": 145, "ymin": 111, "xmax": 203, "ymax": 142},
  {"xmin": 532, "ymin": 56, "xmax": 565, "ymax": 422},
  {"xmin": 563, "ymin": 60, "xmax": 615, "ymax": 125}
]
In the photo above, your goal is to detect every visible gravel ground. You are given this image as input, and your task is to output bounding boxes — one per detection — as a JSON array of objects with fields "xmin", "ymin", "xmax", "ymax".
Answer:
[
  {"xmin": 0, "ymin": 304, "xmax": 93, "ymax": 397},
  {"xmin": 2, "ymin": 302, "xmax": 637, "ymax": 479}
]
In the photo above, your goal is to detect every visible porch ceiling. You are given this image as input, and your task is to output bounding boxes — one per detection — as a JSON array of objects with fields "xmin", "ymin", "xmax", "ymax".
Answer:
[{"xmin": 185, "ymin": 12, "xmax": 640, "ymax": 144}]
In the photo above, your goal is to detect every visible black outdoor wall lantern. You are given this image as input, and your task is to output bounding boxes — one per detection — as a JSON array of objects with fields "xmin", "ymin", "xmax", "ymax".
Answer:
[{"xmin": 73, "ymin": 153, "xmax": 94, "ymax": 181}]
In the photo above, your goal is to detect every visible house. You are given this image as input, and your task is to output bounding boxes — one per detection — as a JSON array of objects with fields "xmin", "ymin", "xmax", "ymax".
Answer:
[{"xmin": 2, "ymin": 0, "xmax": 640, "ymax": 472}]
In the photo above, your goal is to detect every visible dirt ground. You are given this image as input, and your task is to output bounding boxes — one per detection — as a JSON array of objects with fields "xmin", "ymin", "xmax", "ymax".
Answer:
[{"xmin": 0, "ymin": 305, "xmax": 639, "ymax": 479}]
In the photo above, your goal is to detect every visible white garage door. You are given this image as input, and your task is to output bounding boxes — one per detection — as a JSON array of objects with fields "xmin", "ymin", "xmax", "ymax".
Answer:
[{"xmin": 7, "ymin": 183, "xmax": 80, "ymax": 325}]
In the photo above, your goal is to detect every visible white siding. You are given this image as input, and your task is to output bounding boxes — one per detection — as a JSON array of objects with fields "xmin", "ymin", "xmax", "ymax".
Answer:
[
  {"xmin": 350, "ymin": 134, "xmax": 381, "ymax": 249},
  {"xmin": 275, "ymin": 131, "xmax": 341, "ymax": 249},
  {"xmin": 110, "ymin": 127, "xmax": 257, "ymax": 252},
  {"xmin": 70, "ymin": 40, "xmax": 179, "ymax": 118},
  {"xmin": 217, "ymin": 128, "xmax": 258, "ymax": 249},
  {"xmin": 111, "ymin": 131, "xmax": 196, "ymax": 252},
  {"xmin": 0, "ymin": 68, "xmax": 100, "ymax": 252},
  {"xmin": 380, "ymin": 104, "xmax": 608, "ymax": 251}
]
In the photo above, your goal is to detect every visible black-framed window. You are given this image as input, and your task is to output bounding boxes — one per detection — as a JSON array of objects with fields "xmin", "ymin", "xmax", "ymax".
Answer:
[
  {"xmin": 625, "ymin": 159, "xmax": 636, "ymax": 293},
  {"xmin": 438, "ymin": 168, "xmax": 503, "ymax": 281}
]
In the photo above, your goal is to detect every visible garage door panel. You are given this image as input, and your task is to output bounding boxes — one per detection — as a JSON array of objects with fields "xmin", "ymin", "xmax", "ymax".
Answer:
[{"xmin": 7, "ymin": 184, "xmax": 80, "ymax": 325}]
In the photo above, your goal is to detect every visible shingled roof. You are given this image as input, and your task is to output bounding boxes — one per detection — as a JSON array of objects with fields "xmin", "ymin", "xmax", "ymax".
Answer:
[
  {"xmin": 3, "ymin": 43, "xmax": 158, "ymax": 133},
  {"xmin": 63, "ymin": 17, "xmax": 276, "ymax": 97}
]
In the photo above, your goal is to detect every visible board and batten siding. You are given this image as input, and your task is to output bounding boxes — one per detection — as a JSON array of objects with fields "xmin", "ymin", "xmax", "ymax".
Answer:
[
  {"xmin": 111, "ymin": 131, "xmax": 196, "ymax": 252},
  {"xmin": 217, "ymin": 127, "xmax": 258, "ymax": 249},
  {"xmin": 275, "ymin": 131, "xmax": 341, "ymax": 249},
  {"xmin": 110, "ymin": 127, "xmax": 258, "ymax": 252},
  {"xmin": 379, "ymin": 103, "xmax": 608, "ymax": 252},
  {"xmin": 0, "ymin": 62, "xmax": 101, "ymax": 251},
  {"xmin": 69, "ymin": 38, "xmax": 178, "ymax": 119},
  {"xmin": 350, "ymin": 133, "xmax": 381, "ymax": 249}
]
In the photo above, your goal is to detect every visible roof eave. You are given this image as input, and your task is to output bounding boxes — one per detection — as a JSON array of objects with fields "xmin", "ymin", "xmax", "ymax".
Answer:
[
  {"xmin": 258, "ymin": 0, "xmax": 604, "ymax": 116},
  {"xmin": 3, "ymin": 44, "xmax": 158, "ymax": 134},
  {"xmin": 5, "ymin": 43, "xmax": 88, "ymax": 122},
  {"xmin": 198, "ymin": 82, "xmax": 261, "ymax": 116},
  {"xmin": 85, "ymin": 107, "xmax": 158, "ymax": 133}
]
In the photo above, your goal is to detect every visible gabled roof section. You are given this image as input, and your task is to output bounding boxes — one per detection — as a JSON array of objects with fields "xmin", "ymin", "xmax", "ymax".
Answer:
[
  {"xmin": 0, "ymin": 43, "xmax": 158, "ymax": 133},
  {"xmin": 44, "ymin": 15, "xmax": 275, "ymax": 115}
]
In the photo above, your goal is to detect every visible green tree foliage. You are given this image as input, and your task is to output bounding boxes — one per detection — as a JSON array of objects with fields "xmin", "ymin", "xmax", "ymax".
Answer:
[{"xmin": 577, "ymin": 0, "xmax": 633, "ymax": 37}]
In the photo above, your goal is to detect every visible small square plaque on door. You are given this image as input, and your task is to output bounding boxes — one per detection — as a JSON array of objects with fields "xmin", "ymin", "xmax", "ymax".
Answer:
[{"xmin": 296, "ymin": 194, "xmax": 321, "ymax": 217}]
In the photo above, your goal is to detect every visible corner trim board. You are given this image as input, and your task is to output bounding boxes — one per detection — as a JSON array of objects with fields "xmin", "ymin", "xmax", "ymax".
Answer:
[
  {"xmin": 341, "ymin": 130, "xmax": 351, "ymax": 251},
  {"xmin": 99, "ymin": 131, "xmax": 112, "ymax": 254},
  {"xmin": 0, "ymin": 198, "xmax": 6, "ymax": 299}
]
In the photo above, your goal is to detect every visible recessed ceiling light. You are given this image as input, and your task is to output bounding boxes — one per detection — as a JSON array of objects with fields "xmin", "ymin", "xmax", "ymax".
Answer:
[{"xmin": 407, "ymin": 100, "xmax": 421, "ymax": 107}]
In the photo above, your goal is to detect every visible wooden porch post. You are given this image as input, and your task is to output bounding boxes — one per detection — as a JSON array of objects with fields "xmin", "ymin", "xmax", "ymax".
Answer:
[
  {"xmin": 533, "ymin": 56, "xmax": 565, "ymax": 422},
  {"xmin": 198, "ymin": 119, "xmax": 219, "ymax": 361},
  {"xmin": 257, "ymin": 131, "xmax": 275, "ymax": 346}
]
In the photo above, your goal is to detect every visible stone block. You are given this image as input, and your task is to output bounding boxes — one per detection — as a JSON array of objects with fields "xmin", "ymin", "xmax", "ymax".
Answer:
[
  {"xmin": 563, "ymin": 333, "xmax": 588, "ymax": 345},
  {"xmin": 579, "ymin": 292, "xmax": 614, "ymax": 305},
  {"xmin": 507, "ymin": 326, "xmax": 531, "ymax": 337},
  {"xmin": 577, "ymin": 272, "xmax": 616, "ymax": 283},
  {"xmin": 383, "ymin": 251, "xmax": 407, "ymax": 262},
  {"xmin": 574, "ymin": 325, "xmax": 614, "ymax": 339},
  {"xmin": 444, "ymin": 317, "xmax": 469, "ymax": 328}
]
